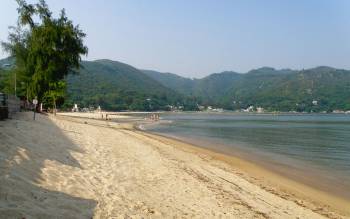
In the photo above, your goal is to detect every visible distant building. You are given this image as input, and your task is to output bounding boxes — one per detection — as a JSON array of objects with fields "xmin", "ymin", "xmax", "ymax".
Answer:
[
  {"xmin": 72, "ymin": 103, "xmax": 79, "ymax": 112},
  {"xmin": 198, "ymin": 105, "xmax": 205, "ymax": 111},
  {"xmin": 312, "ymin": 100, "xmax": 318, "ymax": 106},
  {"xmin": 243, "ymin": 106, "xmax": 254, "ymax": 112},
  {"xmin": 257, "ymin": 107, "xmax": 264, "ymax": 113},
  {"xmin": 212, "ymin": 108, "xmax": 224, "ymax": 112}
]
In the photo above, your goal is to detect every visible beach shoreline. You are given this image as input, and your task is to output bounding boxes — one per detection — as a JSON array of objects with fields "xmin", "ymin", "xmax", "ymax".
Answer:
[
  {"xmin": 141, "ymin": 128, "xmax": 350, "ymax": 202},
  {"xmin": 56, "ymin": 112, "xmax": 350, "ymax": 217},
  {"xmin": 1, "ymin": 112, "xmax": 349, "ymax": 218},
  {"xmin": 138, "ymin": 129, "xmax": 350, "ymax": 217}
]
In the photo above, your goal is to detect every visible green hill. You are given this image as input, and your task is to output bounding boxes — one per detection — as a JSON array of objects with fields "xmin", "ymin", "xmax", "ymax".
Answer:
[
  {"xmin": 142, "ymin": 70, "xmax": 241, "ymax": 105},
  {"xmin": 218, "ymin": 67, "xmax": 350, "ymax": 112},
  {"xmin": 66, "ymin": 59, "xmax": 189, "ymax": 111},
  {"xmin": 1, "ymin": 56, "xmax": 350, "ymax": 112},
  {"xmin": 191, "ymin": 71, "xmax": 241, "ymax": 105},
  {"xmin": 142, "ymin": 70, "xmax": 195, "ymax": 95},
  {"xmin": 0, "ymin": 57, "xmax": 15, "ymax": 70},
  {"xmin": 144, "ymin": 67, "xmax": 350, "ymax": 112}
]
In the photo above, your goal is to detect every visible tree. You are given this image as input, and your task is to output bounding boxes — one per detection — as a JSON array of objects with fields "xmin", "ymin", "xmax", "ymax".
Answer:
[
  {"xmin": 42, "ymin": 80, "xmax": 66, "ymax": 115},
  {"xmin": 2, "ymin": 0, "xmax": 87, "ymax": 109}
]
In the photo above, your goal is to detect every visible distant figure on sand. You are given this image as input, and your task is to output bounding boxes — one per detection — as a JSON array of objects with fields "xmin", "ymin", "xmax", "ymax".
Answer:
[{"xmin": 149, "ymin": 113, "xmax": 160, "ymax": 121}]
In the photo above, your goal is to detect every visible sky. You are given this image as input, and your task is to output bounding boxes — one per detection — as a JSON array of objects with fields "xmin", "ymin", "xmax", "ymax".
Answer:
[{"xmin": 1, "ymin": 0, "xmax": 350, "ymax": 78}]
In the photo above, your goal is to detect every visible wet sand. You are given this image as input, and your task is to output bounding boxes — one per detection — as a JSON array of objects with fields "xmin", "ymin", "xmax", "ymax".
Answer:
[
  {"xmin": 142, "ymin": 131, "xmax": 350, "ymax": 218},
  {"xmin": 144, "ymin": 131, "xmax": 350, "ymax": 202},
  {"xmin": 0, "ymin": 112, "xmax": 349, "ymax": 218}
]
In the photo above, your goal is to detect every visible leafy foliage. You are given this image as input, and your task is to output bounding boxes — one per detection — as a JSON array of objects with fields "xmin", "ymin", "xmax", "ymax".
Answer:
[
  {"xmin": 0, "ymin": 68, "xmax": 8, "ymax": 92},
  {"xmin": 1, "ymin": 0, "xmax": 87, "ymax": 104},
  {"xmin": 0, "ymin": 60, "xmax": 16, "ymax": 95},
  {"xmin": 42, "ymin": 80, "xmax": 66, "ymax": 110}
]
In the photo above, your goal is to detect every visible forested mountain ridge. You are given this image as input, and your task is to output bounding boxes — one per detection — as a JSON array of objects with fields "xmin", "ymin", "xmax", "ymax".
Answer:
[
  {"xmin": 144, "ymin": 67, "xmax": 350, "ymax": 112},
  {"xmin": 1, "ymin": 56, "xmax": 350, "ymax": 112},
  {"xmin": 65, "ymin": 59, "xmax": 194, "ymax": 111},
  {"xmin": 142, "ymin": 70, "xmax": 241, "ymax": 104},
  {"xmin": 142, "ymin": 69, "xmax": 195, "ymax": 95}
]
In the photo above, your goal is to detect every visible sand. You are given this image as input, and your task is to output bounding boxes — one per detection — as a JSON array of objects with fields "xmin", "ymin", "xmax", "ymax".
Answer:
[
  {"xmin": 0, "ymin": 112, "xmax": 349, "ymax": 218},
  {"xmin": 57, "ymin": 112, "xmax": 132, "ymax": 120}
]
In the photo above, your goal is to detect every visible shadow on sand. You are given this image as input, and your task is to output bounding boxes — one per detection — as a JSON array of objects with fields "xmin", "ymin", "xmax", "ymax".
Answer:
[{"xmin": 0, "ymin": 112, "xmax": 96, "ymax": 218}]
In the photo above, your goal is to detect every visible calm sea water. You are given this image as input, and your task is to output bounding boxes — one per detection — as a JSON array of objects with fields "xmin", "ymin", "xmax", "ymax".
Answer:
[{"xmin": 144, "ymin": 112, "xmax": 350, "ymax": 198}]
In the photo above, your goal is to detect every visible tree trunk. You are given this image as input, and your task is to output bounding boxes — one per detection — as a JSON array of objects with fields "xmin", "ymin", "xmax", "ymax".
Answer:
[{"xmin": 53, "ymin": 98, "xmax": 57, "ymax": 116}]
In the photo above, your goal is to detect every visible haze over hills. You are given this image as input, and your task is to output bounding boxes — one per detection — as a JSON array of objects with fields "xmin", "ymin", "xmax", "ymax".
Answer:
[{"xmin": 1, "ymin": 57, "xmax": 350, "ymax": 112}]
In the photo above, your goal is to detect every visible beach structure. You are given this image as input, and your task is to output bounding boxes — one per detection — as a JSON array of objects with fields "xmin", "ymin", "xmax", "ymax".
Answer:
[
  {"xmin": 0, "ymin": 93, "xmax": 20, "ymax": 119},
  {"xmin": 243, "ymin": 106, "xmax": 254, "ymax": 112},
  {"xmin": 0, "ymin": 93, "xmax": 8, "ymax": 120},
  {"xmin": 72, "ymin": 103, "xmax": 79, "ymax": 112},
  {"xmin": 257, "ymin": 107, "xmax": 264, "ymax": 113}
]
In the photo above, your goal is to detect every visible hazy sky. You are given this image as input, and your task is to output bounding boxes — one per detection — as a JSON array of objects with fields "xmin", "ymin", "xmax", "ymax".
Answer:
[{"xmin": 1, "ymin": 0, "xmax": 350, "ymax": 77}]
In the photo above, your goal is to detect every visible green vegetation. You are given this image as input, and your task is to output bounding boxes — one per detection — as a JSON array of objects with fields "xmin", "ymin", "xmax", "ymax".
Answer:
[
  {"xmin": 42, "ymin": 81, "xmax": 66, "ymax": 114},
  {"xmin": 219, "ymin": 67, "xmax": 350, "ymax": 112},
  {"xmin": 142, "ymin": 70, "xmax": 196, "ymax": 95},
  {"xmin": 0, "ymin": 57, "xmax": 14, "ymax": 94},
  {"xmin": 2, "ymin": 53, "xmax": 350, "ymax": 112},
  {"xmin": 0, "ymin": 68, "xmax": 6, "ymax": 92},
  {"xmin": 0, "ymin": 70, "xmax": 13, "ymax": 95},
  {"xmin": 65, "ymin": 60, "xmax": 198, "ymax": 111},
  {"xmin": 1, "ymin": 0, "xmax": 87, "ymax": 108},
  {"xmin": 3, "ymin": 53, "xmax": 350, "ymax": 112},
  {"xmin": 144, "ymin": 67, "xmax": 350, "ymax": 112}
]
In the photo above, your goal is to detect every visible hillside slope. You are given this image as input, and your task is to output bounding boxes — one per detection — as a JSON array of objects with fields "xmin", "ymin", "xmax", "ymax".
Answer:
[
  {"xmin": 142, "ymin": 70, "xmax": 241, "ymax": 104},
  {"xmin": 221, "ymin": 67, "xmax": 350, "ymax": 111},
  {"xmin": 142, "ymin": 70, "xmax": 196, "ymax": 95},
  {"xmin": 1, "ymin": 56, "xmax": 349, "ymax": 112},
  {"xmin": 66, "ymin": 60, "xmax": 184, "ymax": 111},
  {"xmin": 144, "ymin": 67, "xmax": 350, "ymax": 112}
]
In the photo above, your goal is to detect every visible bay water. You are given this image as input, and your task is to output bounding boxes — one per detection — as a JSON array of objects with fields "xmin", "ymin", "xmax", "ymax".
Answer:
[{"xmin": 144, "ymin": 112, "xmax": 350, "ymax": 199}]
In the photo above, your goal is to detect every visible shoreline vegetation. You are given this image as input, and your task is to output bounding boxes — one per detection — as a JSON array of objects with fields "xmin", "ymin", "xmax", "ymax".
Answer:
[{"xmin": 1, "ymin": 112, "xmax": 349, "ymax": 218}]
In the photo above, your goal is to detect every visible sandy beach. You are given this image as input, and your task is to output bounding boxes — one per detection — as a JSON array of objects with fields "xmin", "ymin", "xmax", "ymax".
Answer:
[{"xmin": 0, "ymin": 112, "xmax": 349, "ymax": 218}]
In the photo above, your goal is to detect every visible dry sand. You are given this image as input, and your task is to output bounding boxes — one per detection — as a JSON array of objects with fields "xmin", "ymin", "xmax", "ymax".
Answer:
[
  {"xmin": 0, "ymin": 112, "xmax": 349, "ymax": 218},
  {"xmin": 57, "ymin": 112, "xmax": 132, "ymax": 120}
]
